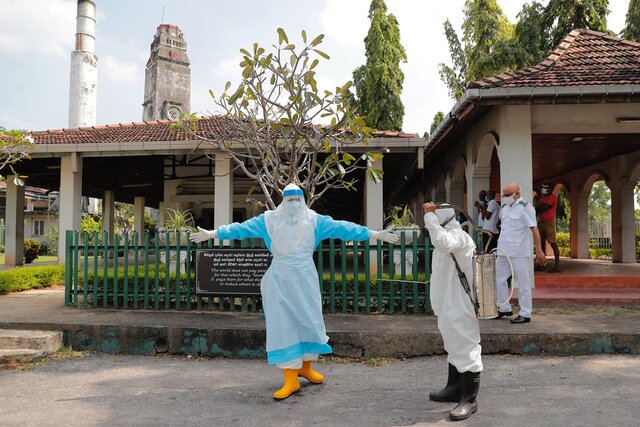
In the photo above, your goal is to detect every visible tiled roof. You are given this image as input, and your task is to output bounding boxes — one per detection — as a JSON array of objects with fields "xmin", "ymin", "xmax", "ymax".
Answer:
[
  {"xmin": 29, "ymin": 116, "xmax": 231, "ymax": 145},
  {"xmin": 469, "ymin": 29, "xmax": 640, "ymax": 89},
  {"xmin": 28, "ymin": 116, "xmax": 417, "ymax": 145}
]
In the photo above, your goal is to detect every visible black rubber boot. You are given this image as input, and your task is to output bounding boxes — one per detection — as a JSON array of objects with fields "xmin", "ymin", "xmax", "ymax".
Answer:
[
  {"xmin": 450, "ymin": 371, "xmax": 480, "ymax": 421},
  {"xmin": 429, "ymin": 363, "xmax": 461, "ymax": 402}
]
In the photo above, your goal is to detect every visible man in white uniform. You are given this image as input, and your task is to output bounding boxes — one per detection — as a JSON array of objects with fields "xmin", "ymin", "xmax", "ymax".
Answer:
[
  {"xmin": 495, "ymin": 183, "xmax": 547, "ymax": 323},
  {"xmin": 423, "ymin": 202, "xmax": 482, "ymax": 422}
]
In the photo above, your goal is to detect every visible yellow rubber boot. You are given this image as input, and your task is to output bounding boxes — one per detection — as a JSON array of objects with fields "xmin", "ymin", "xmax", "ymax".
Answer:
[
  {"xmin": 298, "ymin": 361, "xmax": 324, "ymax": 384},
  {"xmin": 273, "ymin": 369, "xmax": 301, "ymax": 400}
]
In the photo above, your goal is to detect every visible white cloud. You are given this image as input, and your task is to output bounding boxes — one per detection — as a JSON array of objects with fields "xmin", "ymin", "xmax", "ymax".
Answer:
[
  {"xmin": 320, "ymin": 0, "xmax": 369, "ymax": 47},
  {"xmin": 214, "ymin": 54, "xmax": 242, "ymax": 79},
  {"xmin": 102, "ymin": 54, "xmax": 139, "ymax": 83},
  {"xmin": 0, "ymin": 0, "xmax": 75, "ymax": 57}
]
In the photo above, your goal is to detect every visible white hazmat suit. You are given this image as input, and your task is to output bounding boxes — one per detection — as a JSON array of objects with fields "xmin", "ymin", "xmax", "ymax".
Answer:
[{"xmin": 424, "ymin": 208, "xmax": 482, "ymax": 372}]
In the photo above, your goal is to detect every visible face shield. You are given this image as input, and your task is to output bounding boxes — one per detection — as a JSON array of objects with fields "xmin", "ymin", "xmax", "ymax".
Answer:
[
  {"xmin": 282, "ymin": 184, "xmax": 305, "ymax": 219},
  {"xmin": 284, "ymin": 195, "xmax": 303, "ymax": 217}
]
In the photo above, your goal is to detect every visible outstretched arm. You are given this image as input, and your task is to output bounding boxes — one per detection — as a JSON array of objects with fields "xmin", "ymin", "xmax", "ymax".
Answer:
[
  {"xmin": 190, "ymin": 214, "xmax": 268, "ymax": 244},
  {"xmin": 315, "ymin": 215, "xmax": 399, "ymax": 244}
]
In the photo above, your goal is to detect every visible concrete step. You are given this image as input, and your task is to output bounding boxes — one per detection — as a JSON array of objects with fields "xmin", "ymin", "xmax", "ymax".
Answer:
[
  {"xmin": 0, "ymin": 330, "xmax": 63, "ymax": 353},
  {"xmin": 0, "ymin": 348, "xmax": 47, "ymax": 368}
]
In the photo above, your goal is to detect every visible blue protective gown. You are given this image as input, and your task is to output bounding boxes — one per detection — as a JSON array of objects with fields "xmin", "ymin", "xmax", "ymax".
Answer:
[{"xmin": 217, "ymin": 210, "xmax": 369, "ymax": 365}]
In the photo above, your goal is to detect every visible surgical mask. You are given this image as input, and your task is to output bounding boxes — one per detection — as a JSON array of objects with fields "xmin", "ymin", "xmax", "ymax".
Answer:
[
  {"xmin": 541, "ymin": 188, "xmax": 549, "ymax": 195},
  {"xmin": 503, "ymin": 195, "xmax": 515, "ymax": 206}
]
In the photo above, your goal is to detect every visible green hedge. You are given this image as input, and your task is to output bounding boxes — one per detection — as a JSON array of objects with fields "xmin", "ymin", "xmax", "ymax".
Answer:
[
  {"xmin": 0, "ymin": 265, "xmax": 65, "ymax": 294},
  {"xmin": 556, "ymin": 232, "xmax": 571, "ymax": 257}
]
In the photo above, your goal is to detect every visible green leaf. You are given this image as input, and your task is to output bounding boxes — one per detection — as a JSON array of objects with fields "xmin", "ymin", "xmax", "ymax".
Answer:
[
  {"xmin": 277, "ymin": 28, "xmax": 289, "ymax": 45},
  {"xmin": 228, "ymin": 85, "xmax": 245, "ymax": 104},
  {"xmin": 313, "ymin": 49, "xmax": 330, "ymax": 59},
  {"xmin": 209, "ymin": 89, "xmax": 215, "ymax": 99},
  {"xmin": 310, "ymin": 34, "xmax": 324, "ymax": 47},
  {"xmin": 225, "ymin": 81, "xmax": 231, "ymax": 92},
  {"xmin": 310, "ymin": 59, "xmax": 319, "ymax": 70},
  {"xmin": 240, "ymin": 48, "xmax": 251, "ymax": 56},
  {"xmin": 301, "ymin": 30, "xmax": 307, "ymax": 43},
  {"xmin": 242, "ymin": 64, "xmax": 253, "ymax": 79}
]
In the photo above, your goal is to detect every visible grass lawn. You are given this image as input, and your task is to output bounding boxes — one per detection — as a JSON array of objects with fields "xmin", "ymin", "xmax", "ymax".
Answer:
[{"xmin": 0, "ymin": 254, "xmax": 58, "ymax": 265}]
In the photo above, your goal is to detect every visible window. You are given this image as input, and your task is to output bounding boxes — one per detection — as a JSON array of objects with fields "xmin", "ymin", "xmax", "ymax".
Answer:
[{"xmin": 33, "ymin": 220, "xmax": 45, "ymax": 237}]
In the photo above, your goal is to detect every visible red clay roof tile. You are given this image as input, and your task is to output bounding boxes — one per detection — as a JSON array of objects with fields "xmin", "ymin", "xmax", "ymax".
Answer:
[
  {"xmin": 28, "ymin": 116, "xmax": 417, "ymax": 145},
  {"xmin": 469, "ymin": 29, "xmax": 640, "ymax": 89}
]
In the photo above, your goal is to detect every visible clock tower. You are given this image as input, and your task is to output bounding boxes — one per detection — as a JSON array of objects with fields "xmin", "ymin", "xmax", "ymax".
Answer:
[{"xmin": 142, "ymin": 24, "xmax": 190, "ymax": 121}]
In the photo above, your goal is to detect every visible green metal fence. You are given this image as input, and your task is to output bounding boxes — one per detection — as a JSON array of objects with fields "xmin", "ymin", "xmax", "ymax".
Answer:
[{"xmin": 64, "ymin": 229, "xmax": 433, "ymax": 314}]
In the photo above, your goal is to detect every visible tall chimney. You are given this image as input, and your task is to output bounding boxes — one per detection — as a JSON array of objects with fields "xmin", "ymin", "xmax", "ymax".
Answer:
[{"xmin": 68, "ymin": 0, "xmax": 97, "ymax": 128}]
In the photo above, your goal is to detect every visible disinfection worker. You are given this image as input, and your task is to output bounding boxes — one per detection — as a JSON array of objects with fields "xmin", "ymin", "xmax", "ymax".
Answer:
[
  {"xmin": 190, "ymin": 183, "xmax": 398, "ymax": 400},
  {"xmin": 423, "ymin": 202, "xmax": 482, "ymax": 422}
]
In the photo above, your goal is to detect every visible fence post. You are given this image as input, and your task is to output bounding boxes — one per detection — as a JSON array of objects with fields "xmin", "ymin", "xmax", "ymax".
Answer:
[{"xmin": 64, "ymin": 230, "xmax": 73, "ymax": 305}]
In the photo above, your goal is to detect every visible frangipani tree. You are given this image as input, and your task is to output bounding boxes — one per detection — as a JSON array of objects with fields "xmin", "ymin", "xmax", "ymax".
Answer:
[
  {"xmin": 0, "ymin": 126, "xmax": 34, "ymax": 185},
  {"xmin": 174, "ymin": 28, "xmax": 386, "ymax": 210}
]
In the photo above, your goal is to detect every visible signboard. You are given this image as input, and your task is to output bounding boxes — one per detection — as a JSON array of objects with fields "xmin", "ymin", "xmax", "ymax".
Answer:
[{"xmin": 195, "ymin": 248, "xmax": 272, "ymax": 295}]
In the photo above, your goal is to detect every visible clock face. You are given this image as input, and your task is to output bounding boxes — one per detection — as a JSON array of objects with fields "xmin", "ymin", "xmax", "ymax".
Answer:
[{"xmin": 166, "ymin": 106, "xmax": 181, "ymax": 120}]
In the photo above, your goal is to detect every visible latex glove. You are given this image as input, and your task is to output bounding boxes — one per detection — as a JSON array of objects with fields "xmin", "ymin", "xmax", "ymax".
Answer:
[
  {"xmin": 190, "ymin": 226, "xmax": 217, "ymax": 243},
  {"xmin": 369, "ymin": 229, "xmax": 399, "ymax": 244}
]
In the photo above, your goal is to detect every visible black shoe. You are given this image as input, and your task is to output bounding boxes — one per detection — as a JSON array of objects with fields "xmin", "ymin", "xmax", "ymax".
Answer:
[
  {"xmin": 495, "ymin": 310, "xmax": 513, "ymax": 319},
  {"xmin": 510, "ymin": 315, "xmax": 530, "ymax": 324},
  {"xmin": 450, "ymin": 371, "xmax": 480, "ymax": 421},
  {"xmin": 429, "ymin": 363, "xmax": 461, "ymax": 402}
]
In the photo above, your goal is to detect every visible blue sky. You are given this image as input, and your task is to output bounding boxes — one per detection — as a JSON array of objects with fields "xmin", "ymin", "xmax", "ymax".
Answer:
[{"xmin": 0, "ymin": 0, "xmax": 630, "ymax": 136}]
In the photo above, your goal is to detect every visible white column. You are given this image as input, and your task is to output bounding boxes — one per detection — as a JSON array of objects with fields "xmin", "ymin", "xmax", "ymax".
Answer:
[
  {"xmin": 133, "ymin": 196, "xmax": 146, "ymax": 235},
  {"xmin": 214, "ymin": 153, "xmax": 234, "ymax": 230},
  {"xmin": 569, "ymin": 188, "xmax": 590, "ymax": 259},
  {"xmin": 58, "ymin": 153, "xmax": 83, "ymax": 263},
  {"xmin": 496, "ymin": 105, "xmax": 534, "ymax": 285},
  {"xmin": 102, "ymin": 190, "xmax": 115, "ymax": 241},
  {"xmin": 610, "ymin": 181, "xmax": 636, "ymax": 263},
  {"xmin": 496, "ymin": 105, "xmax": 534, "ymax": 200},
  {"xmin": 449, "ymin": 181, "xmax": 465, "ymax": 208},
  {"xmin": 5, "ymin": 176, "xmax": 25, "ymax": 266},
  {"xmin": 468, "ymin": 165, "xmax": 490, "ymax": 217},
  {"xmin": 365, "ymin": 158, "xmax": 384, "ymax": 273}
]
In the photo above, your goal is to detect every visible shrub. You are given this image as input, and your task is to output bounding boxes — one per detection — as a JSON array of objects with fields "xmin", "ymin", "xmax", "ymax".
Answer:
[
  {"xmin": 23, "ymin": 239, "xmax": 40, "ymax": 263},
  {"xmin": 0, "ymin": 265, "xmax": 65, "ymax": 294},
  {"xmin": 589, "ymin": 248, "xmax": 612, "ymax": 260},
  {"xmin": 38, "ymin": 241, "xmax": 50, "ymax": 256},
  {"xmin": 556, "ymin": 231, "xmax": 571, "ymax": 256}
]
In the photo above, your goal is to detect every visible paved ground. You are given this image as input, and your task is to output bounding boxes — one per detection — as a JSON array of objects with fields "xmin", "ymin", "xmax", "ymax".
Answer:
[
  {"xmin": 1, "ymin": 353, "xmax": 638, "ymax": 426},
  {"xmin": 2, "ymin": 287, "xmax": 640, "ymax": 357}
]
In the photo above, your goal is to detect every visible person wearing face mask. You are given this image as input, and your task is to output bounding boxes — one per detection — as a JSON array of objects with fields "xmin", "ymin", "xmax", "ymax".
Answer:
[
  {"xmin": 535, "ymin": 183, "xmax": 561, "ymax": 273},
  {"xmin": 473, "ymin": 190, "xmax": 487, "ymax": 232},
  {"xmin": 190, "ymin": 183, "xmax": 399, "ymax": 400},
  {"xmin": 423, "ymin": 202, "xmax": 482, "ymax": 422},
  {"xmin": 495, "ymin": 183, "xmax": 547, "ymax": 323}
]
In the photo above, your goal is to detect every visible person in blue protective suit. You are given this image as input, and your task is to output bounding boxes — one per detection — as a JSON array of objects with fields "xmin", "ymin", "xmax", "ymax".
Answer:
[
  {"xmin": 423, "ymin": 202, "xmax": 482, "ymax": 422},
  {"xmin": 190, "ymin": 183, "xmax": 399, "ymax": 400}
]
